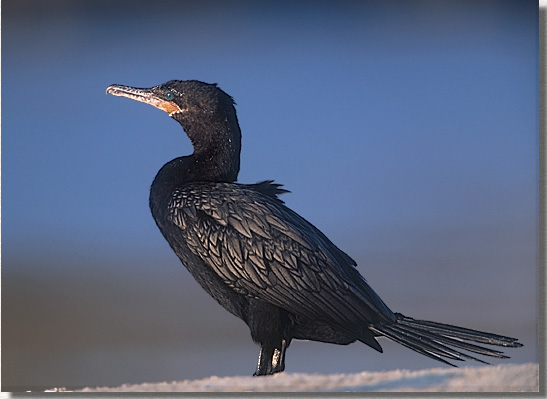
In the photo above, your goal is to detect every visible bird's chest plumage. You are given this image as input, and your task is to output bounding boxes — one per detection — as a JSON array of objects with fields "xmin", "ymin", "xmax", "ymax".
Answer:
[{"xmin": 150, "ymin": 182, "xmax": 251, "ymax": 320}]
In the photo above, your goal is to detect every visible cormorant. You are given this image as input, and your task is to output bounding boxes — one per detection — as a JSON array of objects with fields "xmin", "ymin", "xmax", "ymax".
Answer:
[{"xmin": 106, "ymin": 80, "xmax": 522, "ymax": 376}]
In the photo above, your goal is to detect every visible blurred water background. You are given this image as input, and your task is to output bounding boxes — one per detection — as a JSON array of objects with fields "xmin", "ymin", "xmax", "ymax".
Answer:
[{"xmin": 2, "ymin": 0, "xmax": 539, "ymax": 391}]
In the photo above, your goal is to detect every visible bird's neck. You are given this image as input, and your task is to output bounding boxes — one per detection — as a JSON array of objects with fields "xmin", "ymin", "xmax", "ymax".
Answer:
[
  {"xmin": 150, "ymin": 111, "xmax": 242, "ymax": 218},
  {"xmin": 149, "ymin": 150, "xmax": 239, "ymax": 219},
  {"xmin": 176, "ymin": 109, "xmax": 242, "ymax": 183}
]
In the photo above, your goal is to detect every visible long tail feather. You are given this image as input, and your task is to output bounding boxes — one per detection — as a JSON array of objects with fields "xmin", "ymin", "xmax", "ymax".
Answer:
[{"xmin": 370, "ymin": 313, "xmax": 522, "ymax": 366}]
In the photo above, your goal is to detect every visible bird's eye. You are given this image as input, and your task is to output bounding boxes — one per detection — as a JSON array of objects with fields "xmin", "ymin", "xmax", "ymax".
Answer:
[{"xmin": 165, "ymin": 91, "xmax": 175, "ymax": 101}]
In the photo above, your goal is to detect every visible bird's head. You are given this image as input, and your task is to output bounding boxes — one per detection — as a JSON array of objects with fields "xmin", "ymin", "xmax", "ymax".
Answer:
[
  {"xmin": 106, "ymin": 80, "xmax": 241, "ymax": 181},
  {"xmin": 106, "ymin": 80, "xmax": 236, "ymax": 122}
]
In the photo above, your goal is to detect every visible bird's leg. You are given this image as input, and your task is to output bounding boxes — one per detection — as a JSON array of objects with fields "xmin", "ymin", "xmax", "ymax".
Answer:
[
  {"xmin": 254, "ymin": 345, "xmax": 270, "ymax": 376},
  {"xmin": 254, "ymin": 339, "xmax": 288, "ymax": 376}
]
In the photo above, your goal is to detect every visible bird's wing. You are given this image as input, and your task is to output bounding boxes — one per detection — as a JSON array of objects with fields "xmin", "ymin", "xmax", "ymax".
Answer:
[{"xmin": 167, "ymin": 181, "xmax": 395, "ymax": 330}]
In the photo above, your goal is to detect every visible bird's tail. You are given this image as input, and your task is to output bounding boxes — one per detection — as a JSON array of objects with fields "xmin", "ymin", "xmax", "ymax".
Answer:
[{"xmin": 369, "ymin": 313, "xmax": 523, "ymax": 367}]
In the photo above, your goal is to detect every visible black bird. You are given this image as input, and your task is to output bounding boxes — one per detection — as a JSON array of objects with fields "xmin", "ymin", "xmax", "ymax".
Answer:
[{"xmin": 106, "ymin": 80, "xmax": 522, "ymax": 376}]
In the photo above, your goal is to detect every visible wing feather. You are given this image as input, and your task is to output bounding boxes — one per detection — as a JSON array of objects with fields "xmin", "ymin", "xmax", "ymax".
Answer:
[{"xmin": 167, "ymin": 181, "xmax": 395, "ymax": 330}]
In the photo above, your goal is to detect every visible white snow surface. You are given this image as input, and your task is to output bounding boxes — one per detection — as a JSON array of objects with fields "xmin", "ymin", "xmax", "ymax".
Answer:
[{"xmin": 77, "ymin": 363, "xmax": 538, "ymax": 392}]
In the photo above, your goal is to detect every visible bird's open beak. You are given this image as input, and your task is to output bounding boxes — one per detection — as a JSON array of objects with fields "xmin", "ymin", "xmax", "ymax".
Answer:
[{"xmin": 106, "ymin": 84, "xmax": 183, "ymax": 116}]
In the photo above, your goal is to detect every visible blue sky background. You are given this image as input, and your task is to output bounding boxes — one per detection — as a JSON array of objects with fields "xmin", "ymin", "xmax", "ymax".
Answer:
[{"xmin": 2, "ymin": 0, "xmax": 539, "ymax": 391}]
